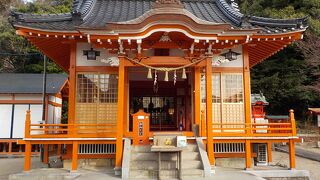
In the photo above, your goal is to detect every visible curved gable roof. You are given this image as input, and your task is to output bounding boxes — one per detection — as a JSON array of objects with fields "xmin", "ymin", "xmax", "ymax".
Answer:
[{"xmin": 10, "ymin": 0, "xmax": 308, "ymax": 34}]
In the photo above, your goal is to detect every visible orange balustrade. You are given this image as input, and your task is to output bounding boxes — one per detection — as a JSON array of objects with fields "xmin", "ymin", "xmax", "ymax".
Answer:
[{"xmin": 26, "ymin": 123, "xmax": 117, "ymax": 138}]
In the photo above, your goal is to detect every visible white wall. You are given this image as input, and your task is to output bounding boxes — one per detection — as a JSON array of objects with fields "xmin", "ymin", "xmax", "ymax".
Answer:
[
  {"xmin": 12, "ymin": 105, "xmax": 43, "ymax": 138},
  {"xmin": 54, "ymin": 107, "xmax": 61, "ymax": 124},
  {"xmin": 48, "ymin": 104, "xmax": 54, "ymax": 124},
  {"xmin": 0, "ymin": 105, "xmax": 13, "ymax": 138},
  {"xmin": 76, "ymin": 43, "xmax": 119, "ymax": 66},
  {"xmin": 49, "ymin": 95, "xmax": 62, "ymax": 104}
]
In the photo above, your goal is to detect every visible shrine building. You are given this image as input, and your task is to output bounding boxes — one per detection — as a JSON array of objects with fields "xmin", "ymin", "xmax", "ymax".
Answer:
[{"xmin": 10, "ymin": 0, "xmax": 307, "ymax": 178}]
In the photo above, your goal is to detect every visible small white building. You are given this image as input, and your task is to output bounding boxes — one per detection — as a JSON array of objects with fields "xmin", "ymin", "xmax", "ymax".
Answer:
[{"xmin": 0, "ymin": 73, "xmax": 67, "ymax": 156}]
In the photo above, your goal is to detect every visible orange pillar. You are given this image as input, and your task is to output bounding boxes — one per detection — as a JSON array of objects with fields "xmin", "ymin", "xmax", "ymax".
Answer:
[
  {"xmin": 115, "ymin": 57, "xmax": 125, "ymax": 168},
  {"xmin": 205, "ymin": 57, "xmax": 214, "ymax": 165},
  {"xmin": 267, "ymin": 142, "xmax": 272, "ymax": 163},
  {"xmin": 24, "ymin": 142, "xmax": 31, "ymax": 171},
  {"xmin": 245, "ymin": 140, "xmax": 252, "ymax": 169},
  {"xmin": 194, "ymin": 67, "xmax": 201, "ymax": 133},
  {"xmin": 243, "ymin": 45, "xmax": 252, "ymax": 135},
  {"xmin": 123, "ymin": 66, "xmax": 129, "ymax": 135},
  {"xmin": 71, "ymin": 141, "xmax": 78, "ymax": 171},
  {"xmin": 68, "ymin": 42, "xmax": 76, "ymax": 134},
  {"xmin": 289, "ymin": 139, "xmax": 296, "ymax": 169},
  {"xmin": 43, "ymin": 144, "xmax": 49, "ymax": 164}
]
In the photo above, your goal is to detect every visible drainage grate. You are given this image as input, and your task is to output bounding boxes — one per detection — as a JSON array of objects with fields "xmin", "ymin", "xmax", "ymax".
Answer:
[
  {"xmin": 78, "ymin": 144, "xmax": 116, "ymax": 154},
  {"xmin": 214, "ymin": 143, "xmax": 245, "ymax": 153}
]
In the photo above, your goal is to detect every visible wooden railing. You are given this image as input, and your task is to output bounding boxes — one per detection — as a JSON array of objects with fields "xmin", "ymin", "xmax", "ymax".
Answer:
[
  {"xmin": 201, "ymin": 109, "xmax": 297, "ymax": 137},
  {"xmin": 24, "ymin": 110, "xmax": 117, "ymax": 138}
]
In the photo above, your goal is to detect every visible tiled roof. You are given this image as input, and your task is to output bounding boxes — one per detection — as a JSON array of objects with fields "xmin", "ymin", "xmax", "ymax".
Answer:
[
  {"xmin": 0, "ymin": 73, "xmax": 67, "ymax": 94},
  {"xmin": 10, "ymin": 0, "xmax": 308, "ymax": 34},
  {"xmin": 251, "ymin": 93, "xmax": 269, "ymax": 105}
]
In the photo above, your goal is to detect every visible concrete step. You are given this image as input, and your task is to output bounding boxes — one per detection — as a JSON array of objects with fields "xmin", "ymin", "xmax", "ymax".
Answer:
[
  {"xmin": 130, "ymin": 159, "xmax": 202, "ymax": 170},
  {"xmin": 130, "ymin": 160, "xmax": 177, "ymax": 170},
  {"xmin": 182, "ymin": 168, "xmax": 204, "ymax": 176},
  {"xmin": 129, "ymin": 169, "xmax": 204, "ymax": 179},
  {"xmin": 132, "ymin": 144, "xmax": 198, "ymax": 153},
  {"xmin": 131, "ymin": 151, "xmax": 200, "ymax": 161},
  {"xmin": 131, "ymin": 152, "xmax": 178, "ymax": 161},
  {"xmin": 182, "ymin": 151, "xmax": 201, "ymax": 160},
  {"xmin": 185, "ymin": 144, "xmax": 198, "ymax": 152},
  {"xmin": 129, "ymin": 169, "xmax": 158, "ymax": 179},
  {"xmin": 181, "ymin": 160, "xmax": 202, "ymax": 169}
]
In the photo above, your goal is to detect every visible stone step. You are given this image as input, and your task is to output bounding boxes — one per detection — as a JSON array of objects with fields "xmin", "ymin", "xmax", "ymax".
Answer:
[
  {"xmin": 181, "ymin": 160, "xmax": 202, "ymax": 169},
  {"xmin": 131, "ymin": 152, "xmax": 178, "ymax": 161},
  {"xmin": 182, "ymin": 151, "xmax": 201, "ymax": 160},
  {"xmin": 185, "ymin": 144, "xmax": 198, "ymax": 152},
  {"xmin": 131, "ymin": 151, "xmax": 200, "ymax": 161},
  {"xmin": 129, "ymin": 169, "xmax": 204, "ymax": 179},
  {"xmin": 130, "ymin": 160, "xmax": 176, "ymax": 170},
  {"xmin": 130, "ymin": 159, "xmax": 202, "ymax": 170},
  {"xmin": 131, "ymin": 144, "xmax": 198, "ymax": 153}
]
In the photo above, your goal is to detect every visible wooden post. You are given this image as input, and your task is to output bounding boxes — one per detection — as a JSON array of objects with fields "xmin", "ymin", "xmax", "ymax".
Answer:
[
  {"xmin": 194, "ymin": 67, "xmax": 201, "ymax": 133},
  {"xmin": 71, "ymin": 141, "xmax": 78, "ymax": 171},
  {"xmin": 245, "ymin": 140, "xmax": 251, "ymax": 169},
  {"xmin": 68, "ymin": 42, "xmax": 76, "ymax": 135},
  {"xmin": 43, "ymin": 144, "xmax": 49, "ymax": 164},
  {"xmin": 243, "ymin": 45, "xmax": 252, "ymax": 135},
  {"xmin": 2, "ymin": 143, "xmax": 6, "ymax": 152},
  {"xmin": 24, "ymin": 142, "xmax": 31, "ymax": 171},
  {"xmin": 201, "ymin": 110, "xmax": 206, "ymax": 137},
  {"xmin": 267, "ymin": 142, "xmax": 272, "ymax": 163},
  {"xmin": 205, "ymin": 57, "xmax": 214, "ymax": 165},
  {"xmin": 8, "ymin": 142, "xmax": 12, "ymax": 154},
  {"xmin": 123, "ymin": 66, "xmax": 129, "ymax": 134},
  {"xmin": 25, "ymin": 110, "xmax": 31, "ymax": 138},
  {"xmin": 289, "ymin": 109, "xmax": 297, "ymax": 136},
  {"xmin": 289, "ymin": 139, "xmax": 296, "ymax": 169},
  {"xmin": 115, "ymin": 57, "xmax": 125, "ymax": 168}
]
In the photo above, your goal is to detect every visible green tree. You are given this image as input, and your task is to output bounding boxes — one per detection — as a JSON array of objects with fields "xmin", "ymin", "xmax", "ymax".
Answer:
[
  {"xmin": 0, "ymin": 0, "xmax": 72, "ymax": 73},
  {"xmin": 239, "ymin": 0, "xmax": 320, "ymax": 120}
]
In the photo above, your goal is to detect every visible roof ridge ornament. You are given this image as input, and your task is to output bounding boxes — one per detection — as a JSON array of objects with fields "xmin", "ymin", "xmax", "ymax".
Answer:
[{"xmin": 153, "ymin": 0, "xmax": 184, "ymax": 9}]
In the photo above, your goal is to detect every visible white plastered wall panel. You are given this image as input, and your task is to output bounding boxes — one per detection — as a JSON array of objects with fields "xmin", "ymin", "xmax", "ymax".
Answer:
[
  {"xmin": 54, "ymin": 107, "xmax": 62, "ymax": 124},
  {"xmin": 55, "ymin": 97, "xmax": 62, "ymax": 104},
  {"xmin": 0, "ymin": 105, "xmax": 13, "ymax": 138},
  {"xmin": 12, "ymin": 104, "xmax": 43, "ymax": 138},
  {"xmin": 49, "ymin": 95, "xmax": 56, "ymax": 103},
  {"xmin": 47, "ymin": 104, "xmax": 54, "ymax": 124},
  {"xmin": 15, "ymin": 94, "xmax": 42, "ymax": 100},
  {"xmin": 76, "ymin": 43, "xmax": 119, "ymax": 66}
]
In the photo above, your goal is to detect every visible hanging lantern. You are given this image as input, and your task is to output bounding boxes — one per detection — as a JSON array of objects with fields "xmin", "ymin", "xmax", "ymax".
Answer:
[
  {"xmin": 182, "ymin": 68, "xmax": 187, "ymax": 79},
  {"xmin": 147, "ymin": 68, "xmax": 153, "ymax": 79},
  {"xmin": 168, "ymin": 108, "xmax": 175, "ymax": 115},
  {"xmin": 220, "ymin": 49, "xmax": 240, "ymax": 62}
]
